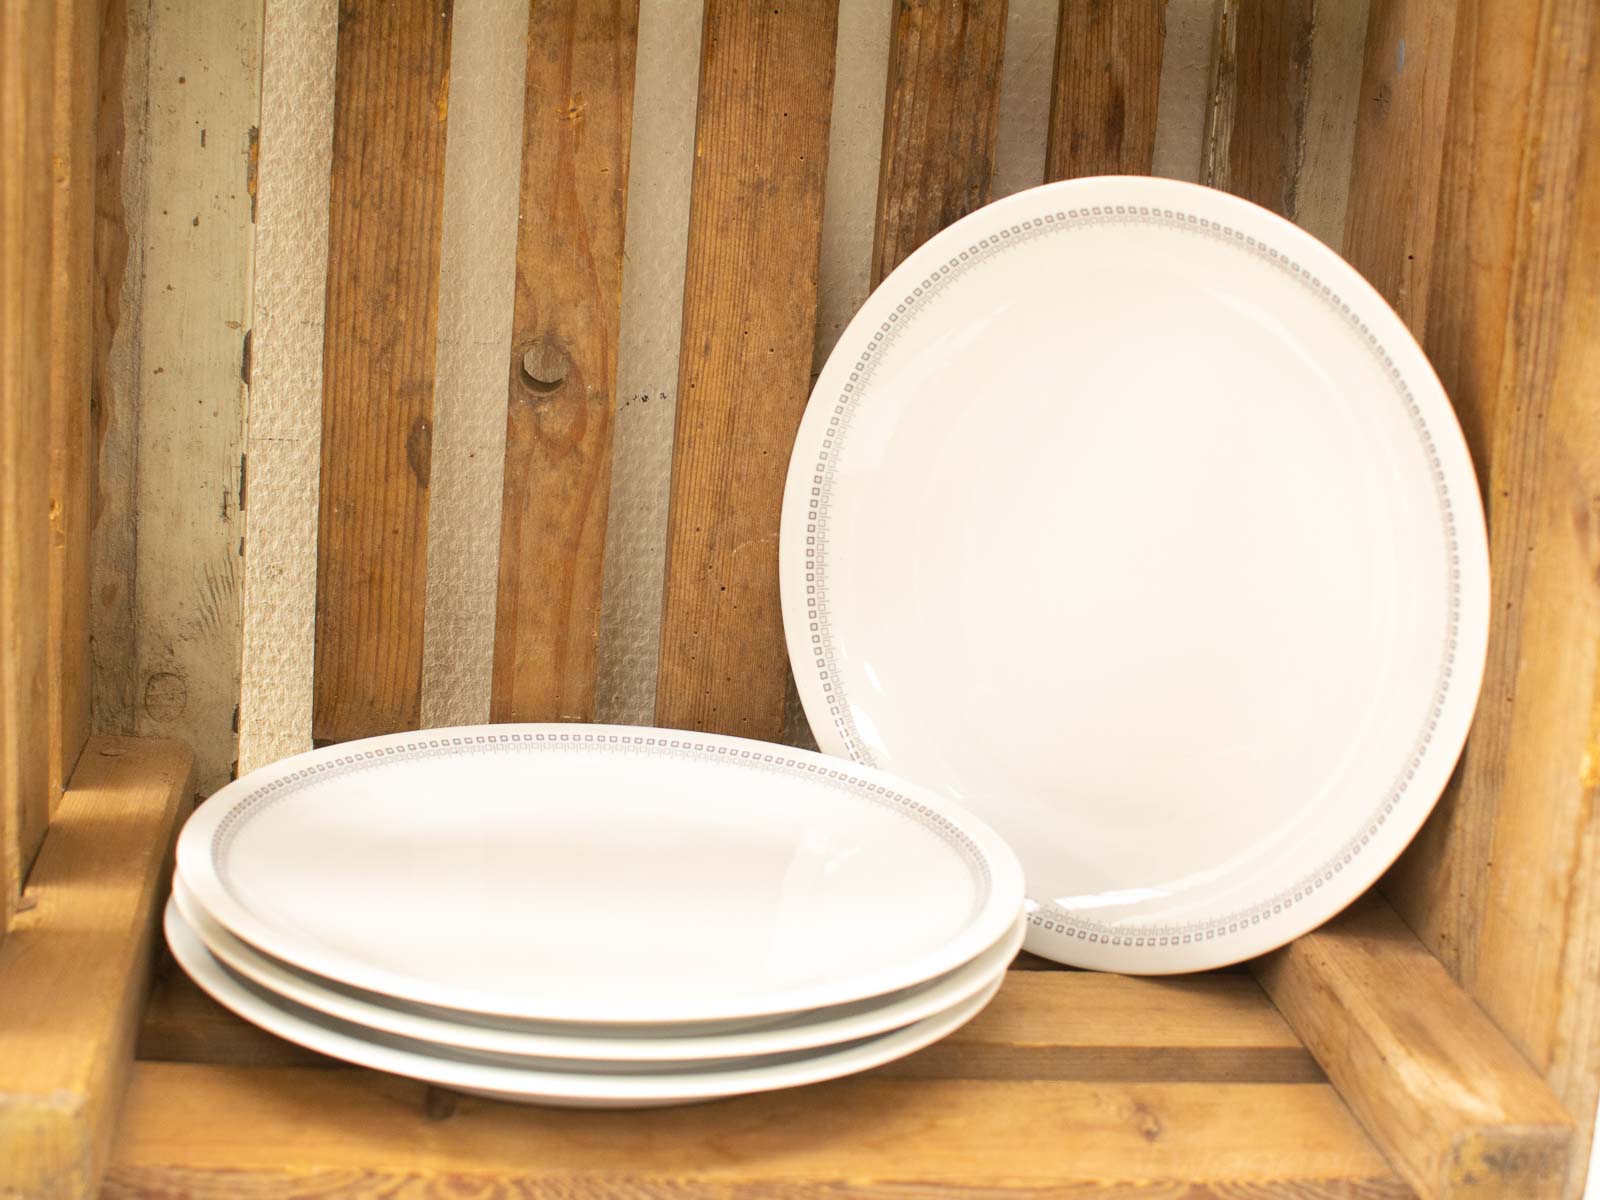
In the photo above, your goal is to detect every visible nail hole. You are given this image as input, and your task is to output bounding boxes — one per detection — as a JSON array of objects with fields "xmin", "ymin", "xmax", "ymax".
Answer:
[{"xmin": 520, "ymin": 341, "xmax": 569, "ymax": 393}]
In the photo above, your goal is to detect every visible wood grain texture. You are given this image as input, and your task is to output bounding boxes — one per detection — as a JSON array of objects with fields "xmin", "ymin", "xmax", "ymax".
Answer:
[
  {"xmin": 1255, "ymin": 894, "xmax": 1572, "ymax": 1199},
  {"xmin": 1046, "ymin": 0, "xmax": 1166, "ymax": 181},
  {"xmin": 1207, "ymin": 0, "xmax": 1313, "ymax": 215},
  {"xmin": 128, "ymin": 0, "xmax": 259, "ymax": 797},
  {"xmin": 0, "ymin": 736, "xmax": 192, "ymax": 1200},
  {"xmin": 1340, "ymin": 0, "xmax": 1457, "ymax": 332},
  {"xmin": 490, "ymin": 0, "xmax": 638, "ymax": 724},
  {"xmin": 109, "ymin": 1063, "xmax": 1406, "ymax": 1197},
  {"xmin": 872, "ymin": 0, "xmax": 1008, "ymax": 285},
  {"xmin": 1379, "ymin": 2, "xmax": 1600, "ymax": 1193},
  {"xmin": 1, "ymin": 0, "xmax": 56, "ymax": 916},
  {"xmin": 137, "ymin": 968, "xmax": 1320, "ymax": 1083},
  {"xmin": 654, "ymin": 1, "xmax": 838, "ymax": 739},
  {"xmin": 1204, "ymin": 0, "xmax": 1369, "ymax": 246},
  {"xmin": 48, "ymin": 0, "xmax": 99, "ymax": 814},
  {"xmin": 313, "ymin": 0, "xmax": 453, "ymax": 743}
]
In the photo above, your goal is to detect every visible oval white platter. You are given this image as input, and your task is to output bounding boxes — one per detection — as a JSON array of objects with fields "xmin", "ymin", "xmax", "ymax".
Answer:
[
  {"xmin": 176, "ymin": 724, "xmax": 1023, "ymax": 1023},
  {"xmin": 166, "ymin": 900, "xmax": 1003, "ymax": 1108},
  {"xmin": 781, "ymin": 175, "xmax": 1490, "ymax": 972},
  {"xmin": 172, "ymin": 875, "xmax": 1025, "ymax": 1062}
]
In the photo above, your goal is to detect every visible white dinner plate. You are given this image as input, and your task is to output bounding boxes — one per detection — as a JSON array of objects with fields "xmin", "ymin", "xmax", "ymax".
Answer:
[
  {"xmin": 781, "ymin": 176, "xmax": 1489, "ymax": 972},
  {"xmin": 172, "ymin": 875, "xmax": 1025, "ymax": 1062},
  {"xmin": 165, "ymin": 900, "xmax": 1003, "ymax": 1107},
  {"xmin": 176, "ymin": 724, "xmax": 1023, "ymax": 1022}
]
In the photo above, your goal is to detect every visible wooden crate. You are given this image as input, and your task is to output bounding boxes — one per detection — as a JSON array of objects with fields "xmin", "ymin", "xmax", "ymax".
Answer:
[{"xmin": 3, "ymin": 1, "xmax": 1598, "ymax": 1197}]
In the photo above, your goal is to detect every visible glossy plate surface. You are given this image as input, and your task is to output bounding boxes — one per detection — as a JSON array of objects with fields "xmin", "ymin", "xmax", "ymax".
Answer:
[
  {"xmin": 172, "ymin": 875, "xmax": 1025, "ymax": 1062},
  {"xmin": 166, "ymin": 900, "xmax": 1003, "ymax": 1107},
  {"xmin": 781, "ymin": 176, "xmax": 1489, "ymax": 972},
  {"xmin": 176, "ymin": 724, "xmax": 1023, "ymax": 1022}
]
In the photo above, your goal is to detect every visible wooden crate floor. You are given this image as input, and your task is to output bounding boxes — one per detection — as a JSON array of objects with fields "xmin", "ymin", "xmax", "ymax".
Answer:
[{"xmin": 110, "ymin": 966, "xmax": 1412, "ymax": 1197}]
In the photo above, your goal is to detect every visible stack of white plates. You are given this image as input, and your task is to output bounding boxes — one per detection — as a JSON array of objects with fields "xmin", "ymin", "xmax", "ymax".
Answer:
[{"xmin": 168, "ymin": 725, "xmax": 1025, "ymax": 1107}]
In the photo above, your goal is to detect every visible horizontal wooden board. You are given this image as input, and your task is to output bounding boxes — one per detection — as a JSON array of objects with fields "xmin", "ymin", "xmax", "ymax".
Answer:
[
  {"xmin": 138, "ymin": 968, "xmax": 1319, "ymax": 1084},
  {"xmin": 1255, "ymin": 894, "xmax": 1572, "ymax": 1198},
  {"xmin": 0, "ymin": 736, "xmax": 193, "ymax": 1200},
  {"xmin": 109, "ymin": 1064, "xmax": 1403, "ymax": 1197}
]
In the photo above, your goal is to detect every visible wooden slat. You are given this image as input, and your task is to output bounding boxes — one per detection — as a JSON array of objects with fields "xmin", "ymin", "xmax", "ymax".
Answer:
[
  {"xmin": 0, "ymin": 736, "xmax": 193, "ymax": 1200},
  {"xmin": 654, "ymin": 1, "xmax": 839, "ymax": 739},
  {"xmin": 1340, "ymin": 0, "xmax": 1457, "ymax": 332},
  {"xmin": 1255, "ymin": 894, "xmax": 1572, "ymax": 1199},
  {"xmin": 138, "ymin": 968, "xmax": 1320, "ymax": 1084},
  {"xmin": 47, "ymin": 0, "xmax": 98, "ymax": 812},
  {"xmin": 489, "ymin": 0, "xmax": 638, "ymax": 724},
  {"xmin": 1204, "ymin": 0, "xmax": 1368, "ymax": 246},
  {"xmin": 109, "ymin": 1063, "xmax": 1406, "ymax": 1197},
  {"xmin": 1045, "ymin": 0, "xmax": 1165, "ymax": 181},
  {"xmin": 1380, "ymin": 2, "xmax": 1600, "ymax": 1194},
  {"xmin": 871, "ymin": 0, "xmax": 1008, "ymax": 286},
  {"xmin": 0, "ymin": 0, "xmax": 56, "ymax": 919},
  {"xmin": 312, "ymin": 0, "xmax": 454, "ymax": 743}
]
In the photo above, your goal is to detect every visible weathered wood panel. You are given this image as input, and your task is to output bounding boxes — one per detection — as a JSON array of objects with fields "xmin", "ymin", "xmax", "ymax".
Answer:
[
  {"xmin": 48, "ymin": 0, "xmax": 100, "ymax": 813},
  {"xmin": 872, "ymin": 0, "xmax": 1008, "ymax": 285},
  {"xmin": 1, "ymin": 0, "xmax": 57, "ymax": 914},
  {"xmin": 1380, "ymin": 3, "xmax": 1600, "ymax": 1194},
  {"xmin": 312, "ymin": 0, "xmax": 454, "ymax": 743},
  {"xmin": 109, "ymin": 1063, "xmax": 1408, "ymax": 1197},
  {"xmin": 1340, "ymin": 0, "xmax": 1456, "ymax": 332},
  {"xmin": 654, "ymin": 1, "xmax": 838, "ymax": 739},
  {"xmin": 0, "ymin": 737, "xmax": 192, "ymax": 1200},
  {"xmin": 1204, "ymin": 0, "xmax": 1368, "ymax": 245},
  {"xmin": 129, "ymin": 0, "xmax": 259, "ymax": 797},
  {"xmin": 1255, "ymin": 894, "xmax": 1572, "ymax": 1199},
  {"xmin": 490, "ymin": 0, "xmax": 638, "ymax": 724},
  {"xmin": 1046, "ymin": 0, "xmax": 1165, "ymax": 180}
]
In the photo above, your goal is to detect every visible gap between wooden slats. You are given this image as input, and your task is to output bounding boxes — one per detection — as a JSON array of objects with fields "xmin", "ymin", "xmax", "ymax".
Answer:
[
  {"xmin": 490, "ymin": 0, "xmax": 639, "ymax": 725},
  {"xmin": 312, "ymin": 0, "xmax": 454, "ymax": 744},
  {"xmin": 418, "ymin": 1, "xmax": 527, "ymax": 730},
  {"xmin": 236, "ymin": 0, "xmax": 338, "ymax": 774},
  {"xmin": 653, "ymin": 1, "xmax": 840, "ymax": 740}
]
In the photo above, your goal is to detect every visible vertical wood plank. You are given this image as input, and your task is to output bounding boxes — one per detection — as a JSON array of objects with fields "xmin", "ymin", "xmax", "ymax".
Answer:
[
  {"xmin": 313, "ymin": 0, "xmax": 453, "ymax": 743},
  {"xmin": 1, "ymin": 0, "xmax": 57, "ymax": 917},
  {"xmin": 1203, "ymin": 0, "xmax": 1368, "ymax": 246},
  {"xmin": 1208, "ymin": 0, "xmax": 1313, "ymax": 215},
  {"xmin": 490, "ymin": 0, "xmax": 638, "ymax": 724},
  {"xmin": 1379, "ymin": 3, "xmax": 1600, "ymax": 1193},
  {"xmin": 1340, "ymin": 0, "xmax": 1456, "ymax": 333},
  {"xmin": 1046, "ymin": 0, "xmax": 1165, "ymax": 180},
  {"xmin": 48, "ymin": 0, "xmax": 99, "ymax": 811},
  {"xmin": 654, "ymin": 1, "xmax": 839, "ymax": 739},
  {"xmin": 872, "ymin": 0, "xmax": 1008, "ymax": 285}
]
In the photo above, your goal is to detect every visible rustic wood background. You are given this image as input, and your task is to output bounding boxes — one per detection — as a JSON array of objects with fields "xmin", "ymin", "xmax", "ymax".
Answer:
[{"xmin": 66, "ymin": 0, "xmax": 1600, "ymax": 1195}]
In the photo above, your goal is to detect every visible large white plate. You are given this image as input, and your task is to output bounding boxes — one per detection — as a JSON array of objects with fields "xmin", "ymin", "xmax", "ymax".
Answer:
[
  {"xmin": 176, "ymin": 724, "xmax": 1023, "ymax": 1022},
  {"xmin": 172, "ymin": 874, "xmax": 1025, "ymax": 1062},
  {"xmin": 781, "ymin": 176, "xmax": 1490, "ymax": 972},
  {"xmin": 165, "ymin": 900, "xmax": 1003, "ymax": 1108}
]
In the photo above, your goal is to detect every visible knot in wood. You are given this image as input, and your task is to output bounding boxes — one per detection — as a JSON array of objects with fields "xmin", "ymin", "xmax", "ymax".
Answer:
[{"xmin": 519, "ymin": 339, "xmax": 570, "ymax": 394}]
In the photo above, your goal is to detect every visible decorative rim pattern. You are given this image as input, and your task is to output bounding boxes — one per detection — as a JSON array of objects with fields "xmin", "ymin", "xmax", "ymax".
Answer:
[
  {"xmin": 211, "ymin": 728, "xmax": 993, "ymax": 898},
  {"xmin": 797, "ymin": 202, "xmax": 1462, "ymax": 947}
]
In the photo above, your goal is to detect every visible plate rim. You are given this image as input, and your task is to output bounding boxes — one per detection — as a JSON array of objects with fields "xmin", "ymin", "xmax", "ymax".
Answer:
[
  {"xmin": 176, "ymin": 722, "xmax": 1025, "ymax": 1021},
  {"xmin": 779, "ymin": 174, "xmax": 1491, "ymax": 973},
  {"xmin": 164, "ymin": 898, "xmax": 1004, "ymax": 1104},
  {"xmin": 171, "ymin": 873, "xmax": 1026, "ymax": 1062}
]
